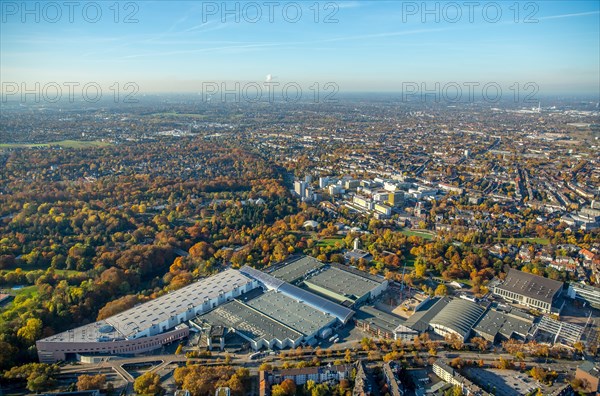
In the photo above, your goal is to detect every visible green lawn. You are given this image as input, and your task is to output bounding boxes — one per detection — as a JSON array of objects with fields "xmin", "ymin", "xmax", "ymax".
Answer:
[
  {"xmin": 1, "ymin": 268, "xmax": 84, "ymax": 276},
  {"xmin": 12, "ymin": 285, "xmax": 38, "ymax": 298},
  {"xmin": 316, "ymin": 237, "xmax": 344, "ymax": 247},
  {"xmin": 400, "ymin": 228, "xmax": 435, "ymax": 240},
  {"xmin": 55, "ymin": 269, "xmax": 85, "ymax": 276},
  {"xmin": 0, "ymin": 140, "xmax": 110, "ymax": 149}
]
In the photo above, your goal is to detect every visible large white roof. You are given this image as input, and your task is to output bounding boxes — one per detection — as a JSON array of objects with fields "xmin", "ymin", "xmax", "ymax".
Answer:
[{"xmin": 106, "ymin": 269, "xmax": 253, "ymax": 336}]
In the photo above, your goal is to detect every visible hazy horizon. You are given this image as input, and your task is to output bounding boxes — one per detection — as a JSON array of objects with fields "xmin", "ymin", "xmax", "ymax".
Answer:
[{"xmin": 2, "ymin": 1, "xmax": 599, "ymax": 97}]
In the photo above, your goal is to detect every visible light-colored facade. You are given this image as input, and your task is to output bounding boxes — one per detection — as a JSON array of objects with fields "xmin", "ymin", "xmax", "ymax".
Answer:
[
  {"xmin": 353, "ymin": 195, "xmax": 374, "ymax": 210},
  {"xmin": 567, "ymin": 283, "xmax": 600, "ymax": 309},
  {"xmin": 374, "ymin": 203, "xmax": 392, "ymax": 216},
  {"xmin": 37, "ymin": 269, "xmax": 258, "ymax": 362},
  {"xmin": 493, "ymin": 269, "xmax": 563, "ymax": 314},
  {"xmin": 37, "ymin": 325, "xmax": 189, "ymax": 363},
  {"xmin": 260, "ymin": 364, "xmax": 352, "ymax": 395},
  {"xmin": 433, "ymin": 361, "xmax": 491, "ymax": 396}
]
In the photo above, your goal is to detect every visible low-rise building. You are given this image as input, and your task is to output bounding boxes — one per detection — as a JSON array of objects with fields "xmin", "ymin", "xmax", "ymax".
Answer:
[
  {"xmin": 472, "ymin": 306, "xmax": 534, "ymax": 343},
  {"xmin": 567, "ymin": 282, "xmax": 600, "ymax": 309},
  {"xmin": 260, "ymin": 364, "xmax": 353, "ymax": 396},
  {"xmin": 493, "ymin": 269, "xmax": 563, "ymax": 314},
  {"xmin": 354, "ymin": 306, "xmax": 416, "ymax": 341},
  {"xmin": 433, "ymin": 361, "xmax": 491, "ymax": 396}
]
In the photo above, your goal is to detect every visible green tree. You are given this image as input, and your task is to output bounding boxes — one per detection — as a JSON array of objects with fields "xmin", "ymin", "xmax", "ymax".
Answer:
[{"xmin": 4, "ymin": 363, "xmax": 60, "ymax": 393}]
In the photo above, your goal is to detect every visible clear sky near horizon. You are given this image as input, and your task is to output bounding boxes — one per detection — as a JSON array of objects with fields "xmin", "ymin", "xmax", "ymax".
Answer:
[{"xmin": 1, "ymin": 0, "xmax": 599, "ymax": 95}]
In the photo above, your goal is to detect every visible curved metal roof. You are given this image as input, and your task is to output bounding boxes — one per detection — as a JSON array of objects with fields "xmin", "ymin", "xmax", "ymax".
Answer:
[
  {"xmin": 240, "ymin": 266, "xmax": 284, "ymax": 290},
  {"xmin": 430, "ymin": 298, "xmax": 486, "ymax": 338}
]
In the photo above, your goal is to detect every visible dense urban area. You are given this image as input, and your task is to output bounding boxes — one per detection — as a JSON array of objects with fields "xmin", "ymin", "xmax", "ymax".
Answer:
[{"xmin": 0, "ymin": 96, "xmax": 599, "ymax": 396}]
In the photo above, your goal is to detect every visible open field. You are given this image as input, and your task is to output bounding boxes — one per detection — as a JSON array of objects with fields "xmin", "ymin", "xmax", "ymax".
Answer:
[
  {"xmin": 0, "ymin": 140, "xmax": 110, "ymax": 149},
  {"xmin": 11, "ymin": 285, "xmax": 38, "ymax": 298},
  {"xmin": 400, "ymin": 228, "xmax": 435, "ymax": 240},
  {"xmin": 316, "ymin": 237, "xmax": 345, "ymax": 247},
  {"xmin": 1, "ymin": 269, "xmax": 85, "ymax": 277}
]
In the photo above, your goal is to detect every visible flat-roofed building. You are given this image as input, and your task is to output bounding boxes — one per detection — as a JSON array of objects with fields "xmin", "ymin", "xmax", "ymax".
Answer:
[
  {"xmin": 240, "ymin": 265, "xmax": 354, "ymax": 324},
  {"xmin": 303, "ymin": 266, "xmax": 387, "ymax": 306},
  {"xmin": 246, "ymin": 291, "xmax": 337, "ymax": 343},
  {"xmin": 374, "ymin": 203, "xmax": 392, "ymax": 216},
  {"xmin": 354, "ymin": 306, "xmax": 414, "ymax": 340},
  {"xmin": 37, "ymin": 269, "xmax": 258, "ymax": 362},
  {"xmin": 567, "ymin": 282, "xmax": 600, "ymax": 309},
  {"xmin": 493, "ymin": 269, "xmax": 563, "ymax": 314},
  {"xmin": 387, "ymin": 191, "xmax": 405, "ymax": 207},
  {"xmin": 472, "ymin": 307, "xmax": 534, "ymax": 343},
  {"xmin": 197, "ymin": 299, "xmax": 304, "ymax": 350},
  {"xmin": 269, "ymin": 256, "xmax": 325, "ymax": 284},
  {"xmin": 260, "ymin": 364, "xmax": 353, "ymax": 395},
  {"xmin": 433, "ymin": 361, "xmax": 491, "ymax": 396},
  {"xmin": 353, "ymin": 195, "xmax": 373, "ymax": 210}
]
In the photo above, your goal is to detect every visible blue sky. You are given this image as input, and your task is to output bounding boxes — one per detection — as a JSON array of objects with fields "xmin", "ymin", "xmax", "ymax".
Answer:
[{"xmin": 1, "ymin": 0, "xmax": 599, "ymax": 94}]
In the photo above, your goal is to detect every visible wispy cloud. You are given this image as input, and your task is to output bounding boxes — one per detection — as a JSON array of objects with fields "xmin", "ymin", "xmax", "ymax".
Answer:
[
  {"xmin": 117, "ymin": 26, "xmax": 453, "ymax": 59},
  {"xmin": 316, "ymin": 27, "xmax": 451, "ymax": 43},
  {"xmin": 121, "ymin": 42, "xmax": 282, "ymax": 59},
  {"xmin": 337, "ymin": 1, "xmax": 363, "ymax": 9},
  {"xmin": 539, "ymin": 10, "xmax": 600, "ymax": 20}
]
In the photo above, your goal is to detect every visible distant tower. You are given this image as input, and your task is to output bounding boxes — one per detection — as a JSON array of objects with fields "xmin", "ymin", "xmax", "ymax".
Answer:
[
  {"xmin": 537, "ymin": 101, "xmax": 541, "ymax": 113},
  {"xmin": 294, "ymin": 180, "xmax": 306, "ymax": 199},
  {"xmin": 319, "ymin": 176, "xmax": 329, "ymax": 189},
  {"xmin": 415, "ymin": 202, "xmax": 423, "ymax": 217},
  {"xmin": 353, "ymin": 238, "xmax": 360, "ymax": 251}
]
